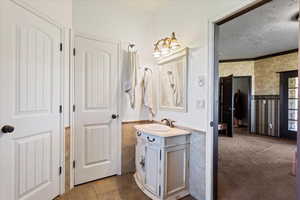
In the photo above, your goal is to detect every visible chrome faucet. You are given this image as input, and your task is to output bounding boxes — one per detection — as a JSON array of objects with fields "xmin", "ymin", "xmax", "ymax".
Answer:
[{"xmin": 161, "ymin": 118, "xmax": 176, "ymax": 128}]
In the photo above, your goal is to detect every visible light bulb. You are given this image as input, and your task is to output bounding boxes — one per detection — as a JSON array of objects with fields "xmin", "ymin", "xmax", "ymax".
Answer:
[
  {"xmin": 170, "ymin": 41, "xmax": 180, "ymax": 50},
  {"xmin": 170, "ymin": 32, "xmax": 180, "ymax": 49},
  {"xmin": 161, "ymin": 47, "xmax": 170, "ymax": 55},
  {"xmin": 161, "ymin": 40, "xmax": 170, "ymax": 55},
  {"xmin": 153, "ymin": 44, "xmax": 161, "ymax": 58},
  {"xmin": 153, "ymin": 51, "xmax": 161, "ymax": 58}
]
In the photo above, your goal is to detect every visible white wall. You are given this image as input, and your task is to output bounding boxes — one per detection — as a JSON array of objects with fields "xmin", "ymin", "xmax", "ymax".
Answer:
[
  {"xmin": 73, "ymin": 0, "xmax": 156, "ymax": 121},
  {"xmin": 152, "ymin": 0, "xmax": 255, "ymax": 130},
  {"xmin": 18, "ymin": 0, "xmax": 72, "ymax": 28}
]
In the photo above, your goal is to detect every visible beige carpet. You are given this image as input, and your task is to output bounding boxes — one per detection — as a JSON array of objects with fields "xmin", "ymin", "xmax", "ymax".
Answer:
[{"xmin": 218, "ymin": 128, "xmax": 296, "ymax": 200}]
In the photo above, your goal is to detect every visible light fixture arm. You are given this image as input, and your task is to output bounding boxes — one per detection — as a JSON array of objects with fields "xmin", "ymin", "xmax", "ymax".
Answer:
[
  {"xmin": 153, "ymin": 32, "xmax": 180, "ymax": 58},
  {"xmin": 154, "ymin": 38, "xmax": 169, "ymax": 47}
]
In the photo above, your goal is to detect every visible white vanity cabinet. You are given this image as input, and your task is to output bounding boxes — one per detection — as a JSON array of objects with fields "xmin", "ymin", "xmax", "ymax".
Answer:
[{"xmin": 134, "ymin": 125, "xmax": 191, "ymax": 200}]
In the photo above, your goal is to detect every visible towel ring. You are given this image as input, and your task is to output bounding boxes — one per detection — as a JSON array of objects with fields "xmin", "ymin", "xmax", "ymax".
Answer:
[{"xmin": 128, "ymin": 43, "xmax": 135, "ymax": 52}]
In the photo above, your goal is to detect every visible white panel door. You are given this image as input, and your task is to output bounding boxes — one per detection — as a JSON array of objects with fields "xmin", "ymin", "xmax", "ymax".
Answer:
[
  {"xmin": 0, "ymin": 1, "xmax": 62, "ymax": 200},
  {"xmin": 164, "ymin": 145, "xmax": 188, "ymax": 197},
  {"xmin": 144, "ymin": 144, "xmax": 160, "ymax": 196},
  {"xmin": 135, "ymin": 136, "xmax": 146, "ymax": 183},
  {"xmin": 74, "ymin": 35, "xmax": 119, "ymax": 185}
]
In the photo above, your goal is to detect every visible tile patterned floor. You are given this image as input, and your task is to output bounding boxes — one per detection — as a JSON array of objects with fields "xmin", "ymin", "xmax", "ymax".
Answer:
[{"xmin": 56, "ymin": 174, "xmax": 195, "ymax": 200}]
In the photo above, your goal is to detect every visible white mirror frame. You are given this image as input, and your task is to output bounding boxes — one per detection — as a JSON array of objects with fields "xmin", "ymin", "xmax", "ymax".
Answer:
[{"xmin": 157, "ymin": 47, "xmax": 188, "ymax": 112}]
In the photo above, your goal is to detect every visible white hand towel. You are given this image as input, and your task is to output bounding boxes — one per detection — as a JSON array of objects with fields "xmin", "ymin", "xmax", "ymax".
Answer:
[
  {"xmin": 125, "ymin": 51, "xmax": 138, "ymax": 109},
  {"xmin": 142, "ymin": 68, "xmax": 156, "ymax": 116}
]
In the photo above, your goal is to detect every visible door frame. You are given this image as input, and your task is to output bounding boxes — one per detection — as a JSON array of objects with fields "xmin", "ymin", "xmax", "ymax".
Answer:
[
  {"xmin": 219, "ymin": 75, "xmax": 234, "ymax": 137},
  {"xmin": 5, "ymin": 0, "xmax": 66, "ymax": 195},
  {"xmin": 69, "ymin": 31, "xmax": 122, "ymax": 189},
  {"xmin": 233, "ymin": 76, "xmax": 252, "ymax": 132},
  {"xmin": 219, "ymin": 75, "xmax": 252, "ymax": 136},
  {"xmin": 279, "ymin": 70, "xmax": 298, "ymax": 140},
  {"xmin": 206, "ymin": 0, "xmax": 292, "ymax": 200}
]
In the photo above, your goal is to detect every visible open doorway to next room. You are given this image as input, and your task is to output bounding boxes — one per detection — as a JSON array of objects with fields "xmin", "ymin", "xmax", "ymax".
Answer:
[{"xmin": 217, "ymin": 0, "xmax": 298, "ymax": 199}]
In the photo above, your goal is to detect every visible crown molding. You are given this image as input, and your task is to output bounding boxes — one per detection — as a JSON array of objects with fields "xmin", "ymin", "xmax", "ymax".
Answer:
[{"xmin": 220, "ymin": 49, "xmax": 298, "ymax": 63}]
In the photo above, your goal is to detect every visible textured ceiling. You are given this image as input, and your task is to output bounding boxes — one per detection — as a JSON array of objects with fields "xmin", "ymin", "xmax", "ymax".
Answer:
[{"xmin": 219, "ymin": 0, "xmax": 299, "ymax": 60}]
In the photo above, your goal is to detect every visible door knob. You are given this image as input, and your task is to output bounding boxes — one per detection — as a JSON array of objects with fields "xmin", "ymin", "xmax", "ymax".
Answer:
[
  {"xmin": 1, "ymin": 125, "xmax": 15, "ymax": 134},
  {"xmin": 111, "ymin": 114, "xmax": 119, "ymax": 119}
]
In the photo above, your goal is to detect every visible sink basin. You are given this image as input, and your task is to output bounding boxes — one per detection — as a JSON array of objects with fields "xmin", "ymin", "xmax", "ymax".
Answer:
[
  {"xmin": 144, "ymin": 124, "xmax": 170, "ymax": 132},
  {"xmin": 135, "ymin": 124, "xmax": 190, "ymax": 137}
]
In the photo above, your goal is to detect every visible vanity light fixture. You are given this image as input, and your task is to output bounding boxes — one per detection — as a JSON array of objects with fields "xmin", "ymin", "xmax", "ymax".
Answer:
[{"xmin": 153, "ymin": 32, "xmax": 181, "ymax": 58}]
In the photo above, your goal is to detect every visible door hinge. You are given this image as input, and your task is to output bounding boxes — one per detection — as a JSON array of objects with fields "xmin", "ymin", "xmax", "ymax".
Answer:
[
  {"xmin": 210, "ymin": 121, "xmax": 214, "ymax": 127},
  {"xmin": 72, "ymin": 104, "xmax": 76, "ymax": 112},
  {"xmin": 59, "ymin": 166, "xmax": 62, "ymax": 175},
  {"xmin": 159, "ymin": 150, "xmax": 162, "ymax": 160},
  {"xmin": 59, "ymin": 105, "xmax": 63, "ymax": 113},
  {"xmin": 159, "ymin": 185, "xmax": 161, "ymax": 196},
  {"xmin": 60, "ymin": 43, "xmax": 63, "ymax": 52},
  {"xmin": 73, "ymin": 48, "xmax": 76, "ymax": 56},
  {"xmin": 73, "ymin": 160, "xmax": 76, "ymax": 168}
]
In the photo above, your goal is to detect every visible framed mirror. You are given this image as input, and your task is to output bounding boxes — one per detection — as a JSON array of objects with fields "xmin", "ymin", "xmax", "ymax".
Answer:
[{"xmin": 158, "ymin": 48, "xmax": 188, "ymax": 112}]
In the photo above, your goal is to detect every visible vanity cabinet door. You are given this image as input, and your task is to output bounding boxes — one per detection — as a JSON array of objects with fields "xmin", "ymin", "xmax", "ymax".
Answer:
[
  {"xmin": 135, "ymin": 138, "xmax": 146, "ymax": 183},
  {"xmin": 164, "ymin": 144, "xmax": 189, "ymax": 197},
  {"xmin": 144, "ymin": 144, "xmax": 161, "ymax": 196}
]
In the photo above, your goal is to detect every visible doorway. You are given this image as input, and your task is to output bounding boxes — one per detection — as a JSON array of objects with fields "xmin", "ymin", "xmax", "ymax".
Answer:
[
  {"xmin": 219, "ymin": 75, "xmax": 251, "ymax": 137},
  {"xmin": 219, "ymin": 75, "xmax": 233, "ymax": 137},
  {"xmin": 73, "ymin": 34, "xmax": 121, "ymax": 185},
  {"xmin": 233, "ymin": 76, "xmax": 251, "ymax": 130},
  {"xmin": 210, "ymin": 0, "xmax": 299, "ymax": 200}
]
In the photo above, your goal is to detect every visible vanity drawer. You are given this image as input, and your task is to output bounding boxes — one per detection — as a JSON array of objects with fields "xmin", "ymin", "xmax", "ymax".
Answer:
[
  {"xmin": 141, "ymin": 133, "xmax": 162, "ymax": 146},
  {"xmin": 136, "ymin": 131, "xmax": 189, "ymax": 147},
  {"xmin": 165, "ymin": 135, "xmax": 189, "ymax": 147},
  {"xmin": 136, "ymin": 131, "xmax": 159, "ymax": 144}
]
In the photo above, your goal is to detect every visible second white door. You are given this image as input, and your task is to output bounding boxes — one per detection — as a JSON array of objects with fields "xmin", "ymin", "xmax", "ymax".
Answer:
[
  {"xmin": 74, "ymin": 35, "xmax": 120, "ymax": 185},
  {"xmin": 0, "ymin": 1, "xmax": 62, "ymax": 199}
]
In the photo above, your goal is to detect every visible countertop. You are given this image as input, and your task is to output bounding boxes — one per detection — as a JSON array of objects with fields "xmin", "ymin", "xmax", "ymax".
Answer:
[{"xmin": 134, "ymin": 124, "xmax": 191, "ymax": 137}]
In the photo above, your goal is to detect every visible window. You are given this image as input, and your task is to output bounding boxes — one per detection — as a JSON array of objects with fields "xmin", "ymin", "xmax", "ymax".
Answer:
[{"xmin": 288, "ymin": 77, "xmax": 298, "ymax": 131}]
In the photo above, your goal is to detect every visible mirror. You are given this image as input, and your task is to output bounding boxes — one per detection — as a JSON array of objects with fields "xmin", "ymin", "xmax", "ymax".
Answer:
[{"xmin": 158, "ymin": 48, "xmax": 188, "ymax": 112}]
